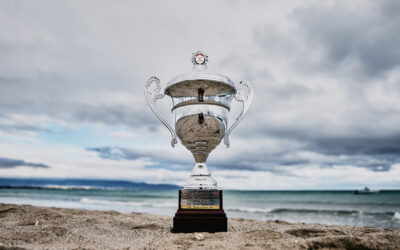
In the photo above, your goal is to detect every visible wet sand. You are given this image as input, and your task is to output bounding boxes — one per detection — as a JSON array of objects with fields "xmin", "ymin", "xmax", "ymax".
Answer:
[{"xmin": 1, "ymin": 203, "xmax": 399, "ymax": 249}]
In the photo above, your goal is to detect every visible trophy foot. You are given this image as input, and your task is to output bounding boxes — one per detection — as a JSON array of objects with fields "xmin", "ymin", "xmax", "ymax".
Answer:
[
  {"xmin": 173, "ymin": 189, "xmax": 227, "ymax": 233},
  {"xmin": 183, "ymin": 163, "xmax": 218, "ymax": 189}
]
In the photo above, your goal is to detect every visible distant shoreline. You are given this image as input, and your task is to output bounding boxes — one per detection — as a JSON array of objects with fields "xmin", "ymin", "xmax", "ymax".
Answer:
[
  {"xmin": 1, "ymin": 203, "xmax": 399, "ymax": 249},
  {"xmin": 0, "ymin": 177, "xmax": 181, "ymax": 190},
  {"xmin": 2, "ymin": 176, "xmax": 400, "ymax": 192},
  {"xmin": 0, "ymin": 185, "xmax": 136, "ymax": 190},
  {"xmin": 2, "ymin": 185, "xmax": 400, "ymax": 192}
]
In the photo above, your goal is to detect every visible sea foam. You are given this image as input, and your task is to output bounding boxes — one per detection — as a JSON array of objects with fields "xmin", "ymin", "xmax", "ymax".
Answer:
[
  {"xmin": 80, "ymin": 197, "xmax": 176, "ymax": 208},
  {"xmin": 227, "ymin": 207, "xmax": 273, "ymax": 213}
]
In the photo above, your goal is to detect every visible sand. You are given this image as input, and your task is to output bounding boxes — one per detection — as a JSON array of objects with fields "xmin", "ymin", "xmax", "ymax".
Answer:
[{"xmin": 0, "ymin": 203, "xmax": 399, "ymax": 250}]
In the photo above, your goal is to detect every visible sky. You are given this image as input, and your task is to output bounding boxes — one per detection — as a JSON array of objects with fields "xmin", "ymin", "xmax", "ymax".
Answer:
[{"xmin": 1, "ymin": 0, "xmax": 400, "ymax": 190}]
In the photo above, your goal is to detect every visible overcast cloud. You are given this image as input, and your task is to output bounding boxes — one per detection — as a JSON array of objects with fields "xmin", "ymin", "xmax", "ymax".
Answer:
[
  {"xmin": 0, "ymin": 157, "xmax": 49, "ymax": 169},
  {"xmin": 0, "ymin": 0, "xmax": 399, "ymax": 189}
]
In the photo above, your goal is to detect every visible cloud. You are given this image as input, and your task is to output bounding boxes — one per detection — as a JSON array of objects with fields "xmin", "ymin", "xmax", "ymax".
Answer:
[
  {"xmin": 238, "ymin": 0, "xmax": 400, "ymax": 175},
  {"xmin": 108, "ymin": 131, "xmax": 137, "ymax": 139},
  {"xmin": 0, "ymin": 157, "xmax": 49, "ymax": 169},
  {"xmin": 86, "ymin": 146, "xmax": 192, "ymax": 169},
  {"xmin": 88, "ymin": 136, "xmax": 397, "ymax": 175},
  {"xmin": 87, "ymin": 147, "xmax": 144, "ymax": 161},
  {"xmin": 0, "ymin": 1, "xmax": 400, "ymax": 188},
  {"xmin": 291, "ymin": 1, "xmax": 400, "ymax": 78}
]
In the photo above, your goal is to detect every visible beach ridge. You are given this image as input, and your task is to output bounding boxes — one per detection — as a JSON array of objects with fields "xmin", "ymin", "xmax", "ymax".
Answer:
[{"xmin": 1, "ymin": 203, "xmax": 399, "ymax": 249}]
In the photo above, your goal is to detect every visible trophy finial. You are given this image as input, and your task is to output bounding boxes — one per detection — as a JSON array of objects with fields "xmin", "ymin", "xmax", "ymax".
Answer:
[{"xmin": 192, "ymin": 51, "xmax": 208, "ymax": 69}]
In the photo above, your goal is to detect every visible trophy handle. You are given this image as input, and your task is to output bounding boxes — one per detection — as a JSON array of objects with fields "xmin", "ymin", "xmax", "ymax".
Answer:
[
  {"xmin": 224, "ymin": 81, "xmax": 254, "ymax": 148},
  {"xmin": 144, "ymin": 77, "xmax": 178, "ymax": 147}
]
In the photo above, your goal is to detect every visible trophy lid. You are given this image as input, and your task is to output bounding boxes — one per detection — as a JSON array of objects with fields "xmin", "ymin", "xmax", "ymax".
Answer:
[{"xmin": 165, "ymin": 51, "xmax": 237, "ymax": 97}]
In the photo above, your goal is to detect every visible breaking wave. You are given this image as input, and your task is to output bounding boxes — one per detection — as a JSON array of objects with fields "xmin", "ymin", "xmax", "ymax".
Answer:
[
  {"xmin": 227, "ymin": 207, "xmax": 397, "ymax": 218},
  {"xmin": 80, "ymin": 197, "xmax": 176, "ymax": 208},
  {"xmin": 227, "ymin": 207, "xmax": 274, "ymax": 213}
]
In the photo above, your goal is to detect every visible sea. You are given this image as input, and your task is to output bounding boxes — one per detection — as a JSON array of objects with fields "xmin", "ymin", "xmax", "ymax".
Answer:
[{"xmin": 0, "ymin": 178, "xmax": 399, "ymax": 230}]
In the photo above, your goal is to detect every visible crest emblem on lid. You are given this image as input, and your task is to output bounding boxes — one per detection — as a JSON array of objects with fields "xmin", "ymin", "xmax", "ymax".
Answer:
[{"xmin": 192, "ymin": 51, "xmax": 208, "ymax": 66}]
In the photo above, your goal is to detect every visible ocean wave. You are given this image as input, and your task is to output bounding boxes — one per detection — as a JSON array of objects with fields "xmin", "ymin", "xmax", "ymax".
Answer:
[
  {"xmin": 270, "ymin": 208, "xmax": 359, "ymax": 215},
  {"xmin": 227, "ymin": 207, "xmax": 274, "ymax": 213},
  {"xmin": 43, "ymin": 185, "xmax": 101, "ymax": 190},
  {"xmin": 0, "ymin": 185, "xmax": 117, "ymax": 191},
  {"xmin": 80, "ymin": 197, "xmax": 176, "ymax": 208},
  {"xmin": 269, "ymin": 208, "xmax": 396, "ymax": 217},
  {"xmin": 227, "ymin": 206, "xmax": 397, "ymax": 218},
  {"xmin": 264, "ymin": 200, "xmax": 400, "ymax": 207}
]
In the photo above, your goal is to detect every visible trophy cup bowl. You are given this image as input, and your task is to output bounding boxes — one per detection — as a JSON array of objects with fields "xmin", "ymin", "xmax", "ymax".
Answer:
[{"xmin": 144, "ymin": 51, "xmax": 253, "ymax": 232}]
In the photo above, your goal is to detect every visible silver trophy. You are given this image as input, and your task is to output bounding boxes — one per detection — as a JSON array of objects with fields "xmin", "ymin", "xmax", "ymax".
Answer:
[{"xmin": 144, "ymin": 51, "xmax": 253, "ymax": 190}]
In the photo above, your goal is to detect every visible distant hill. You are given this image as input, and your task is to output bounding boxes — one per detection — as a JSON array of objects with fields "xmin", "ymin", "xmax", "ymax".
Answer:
[{"xmin": 0, "ymin": 178, "xmax": 180, "ymax": 190}]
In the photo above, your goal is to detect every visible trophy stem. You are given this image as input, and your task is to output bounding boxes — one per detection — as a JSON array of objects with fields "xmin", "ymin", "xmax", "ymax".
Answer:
[
  {"xmin": 184, "ymin": 163, "xmax": 218, "ymax": 190},
  {"xmin": 191, "ymin": 162, "xmax": 210, "ymax": 176}
]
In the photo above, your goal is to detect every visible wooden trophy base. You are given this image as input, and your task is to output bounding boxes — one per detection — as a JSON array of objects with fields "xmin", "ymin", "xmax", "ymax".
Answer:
[{"xmin": 172, "ymin": 189, "xmax": 227, "ymax": 233}]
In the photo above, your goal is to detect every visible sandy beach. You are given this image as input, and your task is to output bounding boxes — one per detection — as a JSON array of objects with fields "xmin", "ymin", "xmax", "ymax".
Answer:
[{"xmin": 0, "ymin": 203, "xmax": 399, "ymax": 249}]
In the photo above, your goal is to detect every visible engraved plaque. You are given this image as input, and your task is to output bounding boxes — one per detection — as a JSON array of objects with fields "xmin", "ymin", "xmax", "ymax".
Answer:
[{"xmin": 180, "ymin": 189, "xmax": 221, "ymax": 209}]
